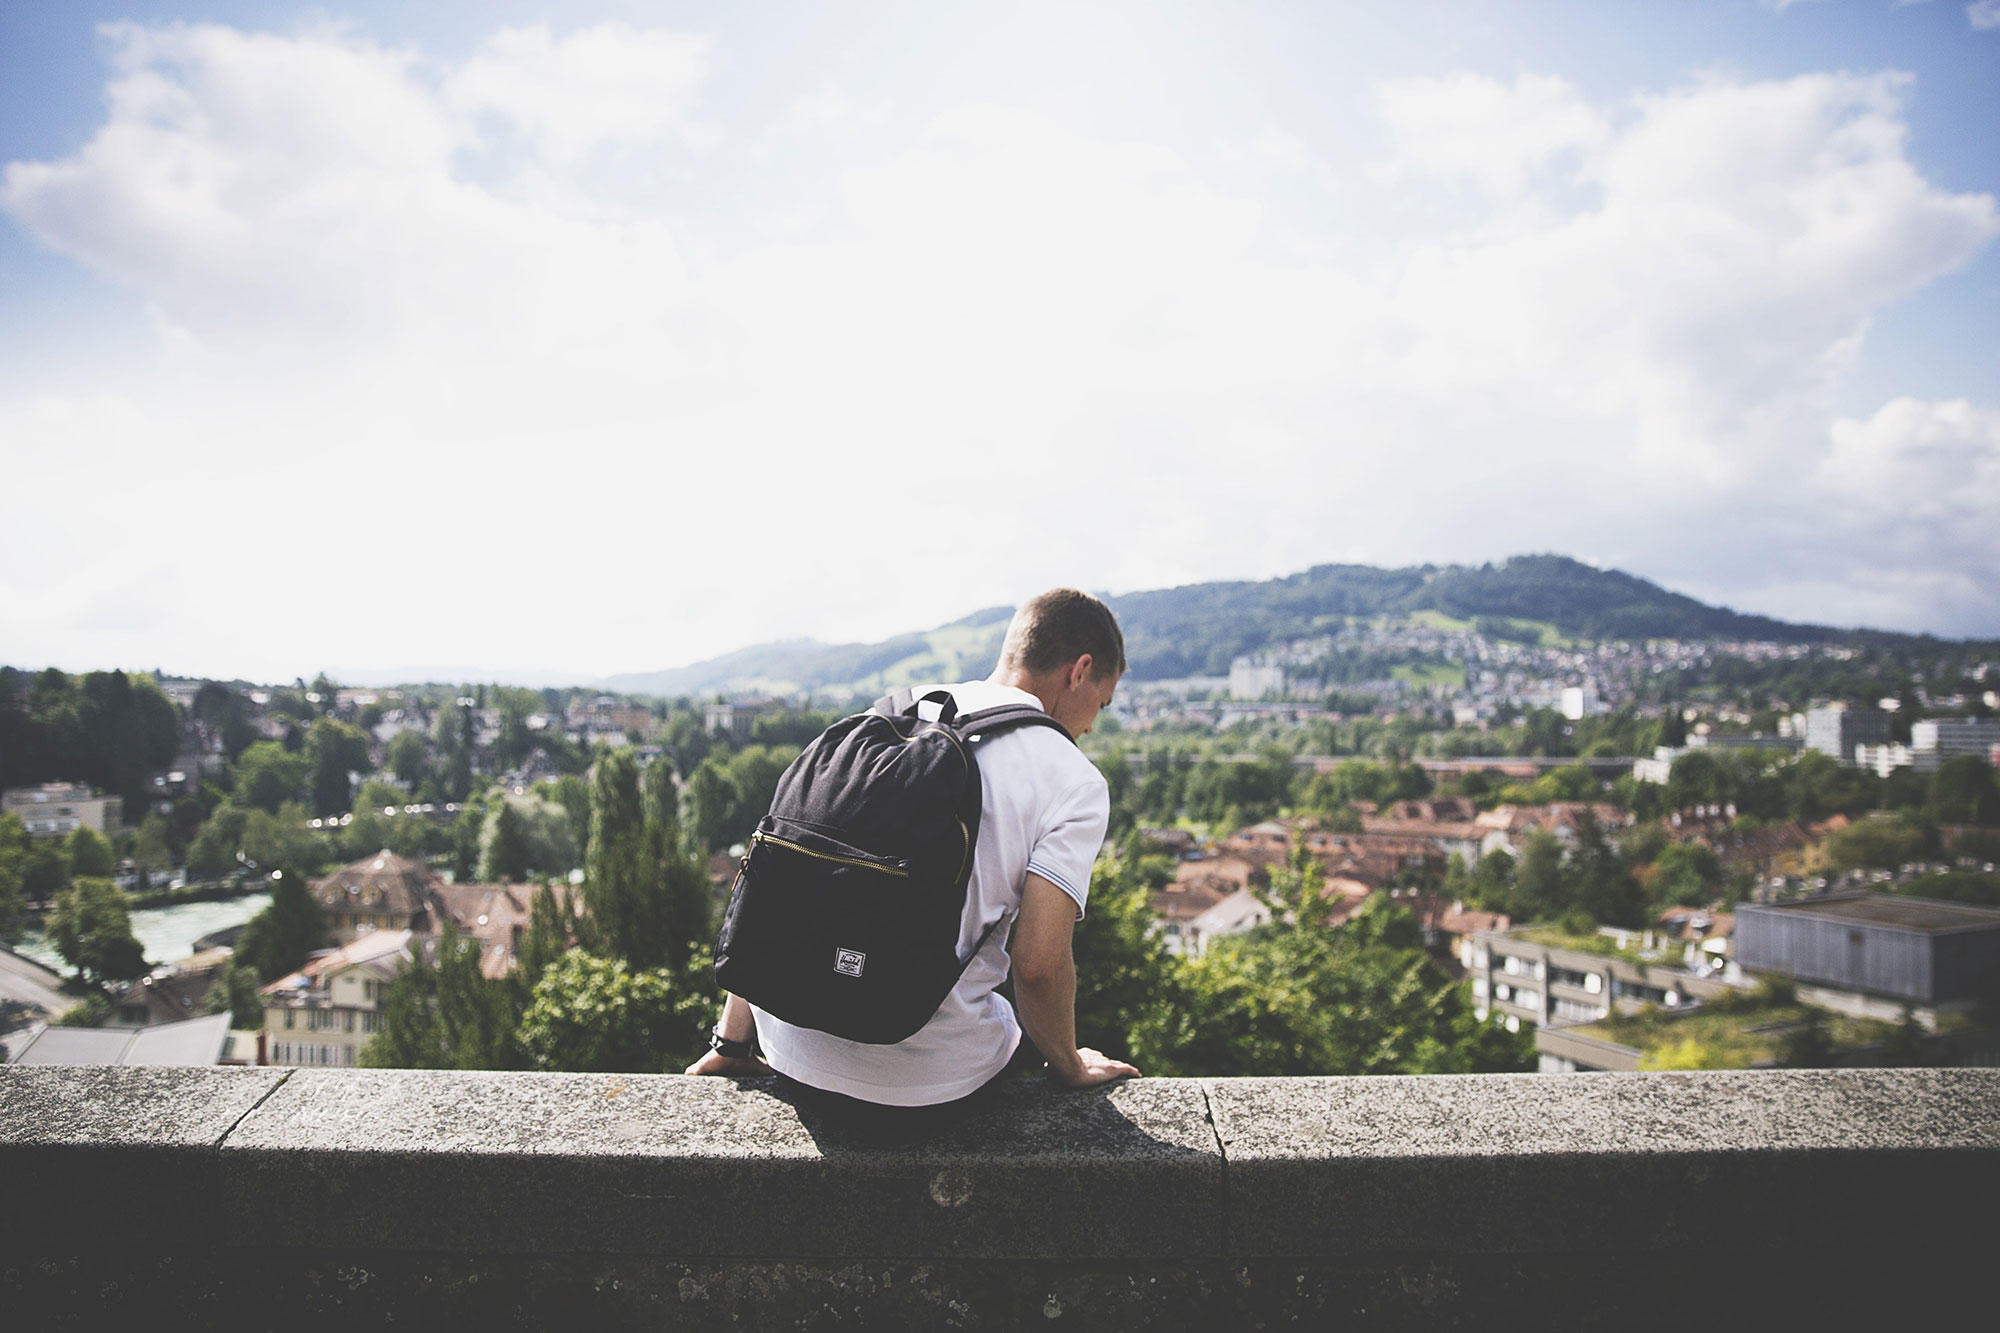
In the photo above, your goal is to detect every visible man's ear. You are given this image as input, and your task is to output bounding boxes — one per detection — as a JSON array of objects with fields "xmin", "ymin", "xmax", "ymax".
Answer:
[{"xmin": 1069, "ymin": 654, "xmax": 1095, "ymax": 690}]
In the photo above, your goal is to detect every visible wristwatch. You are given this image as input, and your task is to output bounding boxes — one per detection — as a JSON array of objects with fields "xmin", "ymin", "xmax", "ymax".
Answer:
[{"xmin": 708, "ymin": 1027, "xmax": 761, "ymax": 1060}]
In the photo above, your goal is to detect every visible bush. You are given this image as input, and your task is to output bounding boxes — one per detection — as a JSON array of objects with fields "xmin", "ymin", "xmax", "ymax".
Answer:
[{"xmin": 55, "ymin": 992, "xmax": 112, "ymax": 1027}]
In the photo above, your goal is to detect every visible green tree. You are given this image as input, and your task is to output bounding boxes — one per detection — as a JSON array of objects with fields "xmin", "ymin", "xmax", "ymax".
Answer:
[
  {"xmin": 517, "ymin": 883, "xmax": 574, "ymax": 992},
  {"xmin": 305, "ymin": 718, "xmax": 373, "ymax": 817},
  {"xmin": 516, "ymin": 949, "xmax": 711, "ymax": 1072},
  {"xmin": 65, "ymin": 824, "xmax": 115, "ymax": 879},
  {"xmin": 480, "ymin": 800, "xmax": 535, "ymax": 882},
  {"xmin": 644, "ymin": 758, "xmax": 713, "ymax": 975},
  {"xmin": 360, "ymin": 924, "xmax": 519, "ymax": 1069},
  {"xmin": 1569, "ymin": 812, "xmax": 1646, "ymax": 927},
  {"xmin": 1130, "ymin": 897, "xmax": 1531, "ymax": 1078},
  {"xmin": 132, "ymin": 812, "xmax": 177, "ymax": 882},
  {"xmin": 581, "ymin": 749, "xmax": 690, "ymax": 970},
  {"xmin": 1065, "ymin": 856, "xmax": 1186, "ymax": 1065},
  {"xmin": 185, "ymin": 803, "xmax": 249, "ymax": 878},
  {"xmin": 449, "ymin": 792, "xmax": 487, "ymax": 882},
  {"xmin": 20, "ymin": 836, "xmax": 69, "ymax": 901},
  {"xmin": 492, "ymin": 687, "xmax": 541, "ymax": 769},
  {"xmin": 340, "ymin": 781, "xmax": 433, "ymax": 860},
  {"xmin": 386, "ymin": 728, "xmax": 429, "ymax": 790},
  {"xmin": 719, "ymin": 744, "xmax": 793, "ymax": 848},
  {"xmin": 56, "ymin": 992, "xmax": 114, "ymax": 1027},
  {"xmin": 206, "ymin": 957, "xmax": 268, "ymax": 1029},
  {"xmin": 1649, "ymin": 842, "xmax": 1724, "ymax": 909},
  {"xmin": 1930, "ymin": 756, "xmax": 2000, "ymax": 827},
  {"xmin": 0, "ymin": 813, "xmax": 30, "ymax": 942},
  {"xmin": 1512, "ymin": 829, "xmax": 1566, "ymax": 921},
  {"xmin": 681, "ymin": 759, "xmax": 736, "ymax": 855},
  {"xmin": 47, "ymin": 877, "xmax": 149, "ymax": 985},
  {"xmin": 240, "ymin": 803, "xmax": 328, "ymax": 874},
  {"xmin": 233, "ymin": 742, "xmax": 310, "ymax": 815},
  {"xmin": 233, "ymin": 867, "xmax": 329, "ymax": 982},
  {"xmin": 1261, "ymin": 841, "xmax": 1328, "ymax": 921},
  {"xmin": 1825, "ymin": 814, "xmax": 1926, "ymax": 874}
]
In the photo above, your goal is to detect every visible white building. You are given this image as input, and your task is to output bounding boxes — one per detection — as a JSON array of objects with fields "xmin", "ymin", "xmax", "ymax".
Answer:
[
  {"xmin": 1802, "ymin": 705, "xmax": 1890, "ymax": 767},
  {"xmin": 1857, "ymin": 717, "xmax": 2000, "ymax": 775},
  {"xmin": 1560, "ymin": 684, "xmax": 1603, "ymax": 720},
  {"xmin": 1228, "ymin": 658, "xmax": 1287, "ymax": 701},
  {"xmin": 2, "ymin": 782, "xmax": 122, "ymax": 838}
]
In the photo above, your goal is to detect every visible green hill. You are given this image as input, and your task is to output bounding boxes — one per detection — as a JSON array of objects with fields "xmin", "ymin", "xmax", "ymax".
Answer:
[
  {"xmin": 601, "ymin": 554, "xmax": 1874, "ymax": 698},
  {"xmin": 1108, "ymin": 554, "xmax": 1822, "ymax": 678}
]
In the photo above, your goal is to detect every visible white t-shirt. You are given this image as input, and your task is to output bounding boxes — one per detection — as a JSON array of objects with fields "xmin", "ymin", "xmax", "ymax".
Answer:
[{"xmin": 751, "ymin": 680, "xmax": 1110, "ymax": 1106}]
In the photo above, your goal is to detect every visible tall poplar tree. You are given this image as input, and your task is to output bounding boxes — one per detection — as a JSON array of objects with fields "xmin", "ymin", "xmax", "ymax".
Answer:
[
  {"xmin": 644, "ymin": 758, "xmax": 713, "ymax": 974},
  {"xmin": 583, "ymin": 749, "xmax": 651, "ymax": 965}
]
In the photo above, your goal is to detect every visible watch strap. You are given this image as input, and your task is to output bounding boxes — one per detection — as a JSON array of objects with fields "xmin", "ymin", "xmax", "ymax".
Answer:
[{"xmin": 708, "ymin": 1027, "xmax": 760, "ymax": 1060}]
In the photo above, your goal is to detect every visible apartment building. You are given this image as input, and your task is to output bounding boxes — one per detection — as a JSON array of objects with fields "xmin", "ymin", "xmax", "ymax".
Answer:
[
  {"xmin": 2, "ymin": 782, "xmax": 122, "ymax": 837},
  {"xmin": 1801, "ymin": 705, "xmax": 1890, "ymax": 767},
  {"xmin": 259, "ymin": 929, "xmax": 411, "ymax": 1067},
  {"xmin": 1466, "ymin": 925, "xmax": 1743, "ymax": 1037},
  {"xmin": 1857, "ymin": 718, "xmax": 2000, "ymax": 776}
]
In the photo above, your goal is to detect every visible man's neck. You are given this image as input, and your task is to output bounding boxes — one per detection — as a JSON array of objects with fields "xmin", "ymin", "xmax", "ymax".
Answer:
[{"xmin": 988, "ymin": 667, "xmax": 1058, "ymax": 716}]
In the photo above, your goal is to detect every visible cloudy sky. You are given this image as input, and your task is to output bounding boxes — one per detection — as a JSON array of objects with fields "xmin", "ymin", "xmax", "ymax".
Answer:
[{"xmin": 3, "ymin": 1, "xmax": 1997, "ymax": 684}]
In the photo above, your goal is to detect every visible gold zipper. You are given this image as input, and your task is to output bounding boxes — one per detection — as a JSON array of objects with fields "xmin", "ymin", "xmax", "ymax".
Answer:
[
  {"xmin": 753, "ymin": 830, "xmax": 910, "ymax": 877},
  {"xmin": 901, "ymin": 720, "xmax": 974, "ymax": 883}
]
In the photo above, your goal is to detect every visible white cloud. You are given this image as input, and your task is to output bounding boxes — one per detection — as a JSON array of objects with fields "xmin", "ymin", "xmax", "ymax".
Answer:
[
  {"xmin": 1971, "ymin": 1, "xmax": 2000, "ymax": 29},
  {"xmin": 1, "ymin": 23, "xmax": 1997, "ymax": 677},
  {"xmin": 1823, "ymin": 396, "xmax": 2000, "ymax": 509},
  {"xmin": 1377, "ymin": 72, "xmax": 1606, "ymax": 194},
  {"xmin": 444, "ymin": 23, "xmax": 713, "ymax": 164}
]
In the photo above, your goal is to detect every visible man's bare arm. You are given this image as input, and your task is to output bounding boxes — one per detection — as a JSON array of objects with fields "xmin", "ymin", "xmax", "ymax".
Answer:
[{"xmin": 1012, "ymin": 871, "xmax": 1140, "ymax": 1088}]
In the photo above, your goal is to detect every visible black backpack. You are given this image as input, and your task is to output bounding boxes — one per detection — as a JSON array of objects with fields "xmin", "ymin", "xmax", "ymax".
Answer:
[{"xmin": 713, "ymin": 687, "xmax": 1073, "ymax": 1044}]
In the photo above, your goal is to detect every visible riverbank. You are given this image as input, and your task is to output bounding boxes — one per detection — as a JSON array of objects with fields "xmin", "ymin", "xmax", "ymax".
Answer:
[{"xmin": 13, "ymin": 893, "xmax": 272, "ymax": 975}]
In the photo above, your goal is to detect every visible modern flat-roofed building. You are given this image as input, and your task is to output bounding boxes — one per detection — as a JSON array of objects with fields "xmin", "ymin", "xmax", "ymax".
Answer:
[
  {"xmin": 1735, "ymin": 894, "xmax": 2000, "ymax": 1027},
  {"xmin": 1802, "ymin": 705, "xmax": 1889, "ymax": 767},
  {"xmin": 2, "ymin": 782, "xmax": 123, "ymax": 838},
  {"xmin": 1911, "ymin": 717, "xmax": 2000, "ymax": 760}
]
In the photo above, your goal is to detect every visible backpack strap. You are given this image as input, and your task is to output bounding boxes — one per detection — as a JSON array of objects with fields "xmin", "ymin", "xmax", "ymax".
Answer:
[
  {"xmin": 954, "ymin": 703, "xmax": 1077, "ymax": 748},
  {"xmin": 871, "ymin": 688, "xmax": 959, "ymax": 724}
]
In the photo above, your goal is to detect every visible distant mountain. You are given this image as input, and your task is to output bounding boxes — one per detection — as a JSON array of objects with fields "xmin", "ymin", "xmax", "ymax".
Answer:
[
  {"xmin": 1107, "ymin": 553, "xmax": 1827, "ymax": 678},
  {"xmin": 596, "ymin": 555, "xmax": 1854, "ymax": 699},
  {"xmin": 599, "ymin": 606, "xmax": 1017, "ymax": 699}
]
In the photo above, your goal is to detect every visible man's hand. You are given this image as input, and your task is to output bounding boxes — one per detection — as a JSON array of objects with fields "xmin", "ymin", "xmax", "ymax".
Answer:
[
  {"xmin": 1048, "ymin": 1046, "xmax": 1140, "ymax": 1089},
  {"xmin": 683, "ymin": 1049, "xmax": 769, "ymax": 1077}
]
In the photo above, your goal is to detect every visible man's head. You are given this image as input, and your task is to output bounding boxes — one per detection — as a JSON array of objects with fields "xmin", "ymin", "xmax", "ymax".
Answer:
[{"xmin": 990, "ymin": 588, "xmax": 1125, "ymax": 738}]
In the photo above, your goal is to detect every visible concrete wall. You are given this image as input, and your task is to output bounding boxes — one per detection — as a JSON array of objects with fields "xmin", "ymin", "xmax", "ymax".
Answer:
[{"xmin": 3, "ymin": 1065, "xmax": 1996, "ymax": 1328}]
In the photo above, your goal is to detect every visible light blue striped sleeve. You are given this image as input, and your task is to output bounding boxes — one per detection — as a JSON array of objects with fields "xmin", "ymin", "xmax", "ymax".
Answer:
[{"xmin": 1025, "ymin": 775, "xmax": 1111, "ymax": 920}]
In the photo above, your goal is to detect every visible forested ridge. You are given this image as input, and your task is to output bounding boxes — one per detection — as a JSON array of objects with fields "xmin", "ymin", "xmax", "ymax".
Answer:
[{"xmin": 600, "ymin": 554, "xmax": 1979, "ymax": 697}]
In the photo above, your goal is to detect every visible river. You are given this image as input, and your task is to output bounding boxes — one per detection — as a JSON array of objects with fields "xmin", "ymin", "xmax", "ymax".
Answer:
[{"xmin": 15, "ymin": 892, "xmax": 272, "ymax": 974}]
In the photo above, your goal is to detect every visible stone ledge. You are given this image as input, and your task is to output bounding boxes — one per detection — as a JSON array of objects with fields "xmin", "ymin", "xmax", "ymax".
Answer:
[
  {"xmin": 2, "ymin": 1065, "xmax": 1995, "ymax": 1270},
  {"xmin": 0, "ymin": 1065, "xmax": 290, "ymax": 1247},
  {"xmin": 7, "ymin": 1250, "xmax": 1993, "ymax": 1331},
  {"xmin": 1210, "ymin": 1068, "xmax": 2000, "ymax": 1256},
  {"xmin": 218, "ymin": 1069, "xmax": 1221, "ymax": 1260}
]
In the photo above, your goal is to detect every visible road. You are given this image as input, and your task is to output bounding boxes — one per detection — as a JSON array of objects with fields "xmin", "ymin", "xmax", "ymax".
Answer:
[{"xmin": 0, "ymin": 944, "xmax": 75, "ymax": 1026}]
